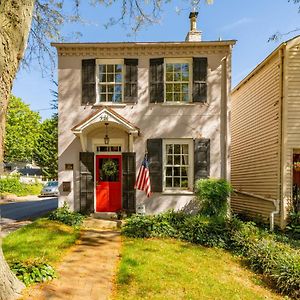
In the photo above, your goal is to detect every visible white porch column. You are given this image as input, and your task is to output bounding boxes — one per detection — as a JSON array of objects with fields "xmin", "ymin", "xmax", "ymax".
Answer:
[{"xmin": 128, "ymin": 133, "xmax": 134, "ymax": 152}]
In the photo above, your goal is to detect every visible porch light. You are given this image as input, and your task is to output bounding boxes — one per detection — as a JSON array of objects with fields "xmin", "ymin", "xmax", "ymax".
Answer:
[{"xmin": 104, "ymin": 122, "xmax": 110, "ymax": 145}]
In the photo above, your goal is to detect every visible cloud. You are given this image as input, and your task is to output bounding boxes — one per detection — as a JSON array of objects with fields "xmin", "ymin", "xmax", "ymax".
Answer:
[{"xmin": 220, "ymin": 18, "xmax": 254, "ymax": 32}]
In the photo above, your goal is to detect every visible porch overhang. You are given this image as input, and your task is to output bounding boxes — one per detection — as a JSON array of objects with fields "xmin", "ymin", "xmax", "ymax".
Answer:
[{"xmin": 72, "ymin": 107, "xmax": 140, "ymax": 151}]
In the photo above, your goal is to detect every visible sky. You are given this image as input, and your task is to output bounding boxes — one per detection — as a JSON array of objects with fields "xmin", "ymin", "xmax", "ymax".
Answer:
[{"xmin": 12, "ymin": 0, "xmax": 300, "ymax": 119}]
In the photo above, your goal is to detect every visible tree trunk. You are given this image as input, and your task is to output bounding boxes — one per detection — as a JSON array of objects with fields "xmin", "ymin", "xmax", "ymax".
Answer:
[
  {"xmin": 0, "ymin": 0, "xmax": 35, "ymax": 173},
  {"xmin": 0, "ymin": 242, "xmax": 25, "ymax": 300},
  {"xmin": 0, "ymin": 1, "xmax": 35, "ymax": 299}
]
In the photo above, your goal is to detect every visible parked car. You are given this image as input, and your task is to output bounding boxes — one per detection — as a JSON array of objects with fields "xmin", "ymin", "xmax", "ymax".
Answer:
[{"xmin": 40, "ymin": 181, "xmax": 59, "ymax": 197}]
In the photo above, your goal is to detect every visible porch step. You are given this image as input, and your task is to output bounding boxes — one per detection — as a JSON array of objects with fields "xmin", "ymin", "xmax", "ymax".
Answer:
[
  {"xmin": 84, "ymin": 217, "xmax": 122, "ymax": 230},
  {"xmin": 92, "ymin": 212, "xmax": 119, "ymax": 220}
]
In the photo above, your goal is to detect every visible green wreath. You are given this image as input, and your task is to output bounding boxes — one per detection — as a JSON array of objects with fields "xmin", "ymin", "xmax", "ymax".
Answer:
[{"xmin": 102, "ymin": 159, "xmax": 118, "ymax": 177}]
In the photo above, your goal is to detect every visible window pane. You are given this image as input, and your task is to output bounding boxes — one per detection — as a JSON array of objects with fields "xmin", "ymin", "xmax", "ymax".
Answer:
[
  {"xmin": 181, "ymin": 178, "xmax": 188, "ymax": 188},
  {"xmin": 115, "ymin": 64, "xmax": 122, "ymax": 72},
  {"xmin": 182, "ymin": 155, "xmax": 189, "ymax": 165},
  {"xmin": 182, "ymin": 145, "xmax": 188, "ymax": 154},
  {"xmin": 174, "ymin": 144, "xmax": 180, "ymax": 154},
  {"xmin": 107, "ymin": 73, "xmax": 114, "ymax": 82},
  {"xmin": 99, "ymin": 72, "xmax": 106, "ymax": 83},
  {"xmin": 115, "ymin": 73, "xmax": 122, "ymax": 83},
  {"xmin": 174, "ymin": 155, "xmax": 180, "ymax": 165},
  {"xmin": 166, "ymin": 167, "xmax": 172, "ymax": 176},
  {"xmin": 99, "ymin": 65, "xmax": 106, "ymax": 73},
  {"xmin": 174, "ymin": 64, "xmax": 181, "ymax": 72},
  {"xmin": 115, "ymin": 84, "xmax": 122, "ymax": 93},
  {"xmin": 166, "ymin": 83, "xmax": 173, "ymax": 93},
  {"xmin": 107, "ymin": 94, "xmax": 113, "ymax": 102},
  {"xmin": 181, "ymin": 167, "xmax": 188, "ymax": 177},
  {"xmin": 166, "ymin": 64, "xmax": 173, "ymax": 72},
  {"xmin": 113, "ymin": 94, "xmax": 122, "ymax": 102},
  {"xmin": 174, "ymin": 72, "xmax": 181, "ymax": 81},
  {"xmin": 166, "ymin": 144, "xmax": 173, "ymax": 154},
  {"xmin": 166, "ymin": 93, "xmax": 173, "ymax": 102},
  {"xmin": 174, "ymin": 178, "xmax": 180, "ymax": 187},
  {"xmin": 99, "ymin": 85, "xmax": 106, "ymax": 93},
  {"xmin": 166, "ymin": 73, "xmax": 173, "ymax": 81},
  {"xmin": 167, "ymin": 155, "xmax": 173, "ymax": 165},
  {"xmin": 182, "ymin": 63, "xmax": 189, "ymax": 73},
  {"xmin": 166, "ymin": 177, "xmax": 172, "ymax": 188},
  {"xmin": 174, "ymin": 84, "xmax": 180, "ymax": 92},
  {"xmin": 174, "ymin": 167, "xmax": 180, "ymax": 176},
  {"xmin": 100, "ymin": 94, "xmax": 106, "ymax": 102},
  {"xmin": 174, "ymin": 93, "xmax": 180, "ymax": 102},
  {"xmin": 107, "ymin": 65, "xmax": 114, "ymax": 73},
  {"xmin": 182, "ymin": 83, "xmax": 189, "ymax": 94}
]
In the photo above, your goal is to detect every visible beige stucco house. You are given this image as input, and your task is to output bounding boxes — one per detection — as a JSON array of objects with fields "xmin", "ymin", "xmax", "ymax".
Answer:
[
  {"xmin": 231, "ymin": 36, "xmax": 300, "ymax": 228},
  {"xmin": 52, "ymin": 13, "xmax": 235, "ymax": 215}
]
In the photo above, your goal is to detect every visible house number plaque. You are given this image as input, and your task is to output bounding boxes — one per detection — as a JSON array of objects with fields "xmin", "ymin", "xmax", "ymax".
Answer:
[{"xmin": 99, "ymin": 114, "xmax": 109, "ymax": 121}]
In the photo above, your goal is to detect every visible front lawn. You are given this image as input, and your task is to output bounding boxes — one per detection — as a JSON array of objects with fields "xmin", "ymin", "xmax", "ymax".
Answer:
[
  {"xmin": 2, "ymin": 218, "xmax": 80, "ymax": 264},
  {"xmin": 114, "ymin": 238, "xmax": 285, "ymax": 300}
]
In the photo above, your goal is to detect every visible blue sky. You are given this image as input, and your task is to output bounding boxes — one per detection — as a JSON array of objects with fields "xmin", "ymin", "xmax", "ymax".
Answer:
[{"xmin": 12, "ymin": 0, "xmax": 300, "ymax": 119}]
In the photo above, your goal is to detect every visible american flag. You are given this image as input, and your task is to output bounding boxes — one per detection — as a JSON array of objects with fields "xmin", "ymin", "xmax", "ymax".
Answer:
[{"xmin": 134, "ymin": 154, "xmax": 152, "ymax": 197}]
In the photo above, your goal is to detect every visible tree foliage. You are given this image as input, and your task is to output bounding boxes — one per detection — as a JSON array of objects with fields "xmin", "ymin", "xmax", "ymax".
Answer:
[
  {"xmin": 4, "ymin": 95, "xmax": 41, "ymax": 163},
  {"xmin": 33, "ymin": 116, "xmax": 58, "ymax": 179}
]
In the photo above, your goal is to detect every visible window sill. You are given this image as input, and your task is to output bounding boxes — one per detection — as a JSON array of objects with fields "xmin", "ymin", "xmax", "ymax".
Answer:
[
  {"xmin": 162, "ymin": 190, "xmax": 194, "ymax": 195},
  {"xmin": 150, "ymin": 102, "xmax": 208, "ymax": 107},
  {"xmin": 92, "ymin": 103, "xmax": 127, "ymax": 108}
]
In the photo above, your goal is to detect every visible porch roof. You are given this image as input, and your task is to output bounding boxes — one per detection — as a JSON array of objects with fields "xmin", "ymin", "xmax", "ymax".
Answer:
[{"xmin": 71, "ymin": 107, "xmax": 140, "ymax": 135}]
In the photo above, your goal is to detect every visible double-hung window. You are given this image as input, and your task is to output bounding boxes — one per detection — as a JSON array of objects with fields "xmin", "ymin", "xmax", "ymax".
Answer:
[
  {"xmin": 165, "ymin": 59, "xmax": 192, "ymax": 103},
  {"xmin": 163, "ymin": 139, "xmax": 193, "ymax": 191},
  {"xmin": 96, "ymin": 59, "xmax": 123, "ymax": 103}
]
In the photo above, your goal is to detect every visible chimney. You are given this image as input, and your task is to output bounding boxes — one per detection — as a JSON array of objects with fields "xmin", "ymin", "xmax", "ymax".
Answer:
[{"xmin": 185, "ymin": 12, "xmax": 202, "ymax": 42}]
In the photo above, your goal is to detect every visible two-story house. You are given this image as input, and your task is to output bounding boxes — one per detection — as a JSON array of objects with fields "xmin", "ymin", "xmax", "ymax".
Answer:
[{"xmin": 52, "ymin": 13, "xmax": 235, "ymax": 215}]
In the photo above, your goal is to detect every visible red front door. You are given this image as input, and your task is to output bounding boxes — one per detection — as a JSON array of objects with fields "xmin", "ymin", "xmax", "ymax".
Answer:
[{"xmin": 96, "ymin": 155, "xmax": 122, "ymax": 212}]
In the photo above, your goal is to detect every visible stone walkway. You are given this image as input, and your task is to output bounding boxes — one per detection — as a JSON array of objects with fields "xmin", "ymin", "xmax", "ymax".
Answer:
[{"xmin": 21, "ymin": 219, "xmax": 121, "ymax": 300}]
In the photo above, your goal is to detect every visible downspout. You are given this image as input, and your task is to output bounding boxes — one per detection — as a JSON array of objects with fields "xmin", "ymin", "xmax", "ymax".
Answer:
[{"xmin": 234, "ymin": 189, "xmax": 279, "ymax": 231}]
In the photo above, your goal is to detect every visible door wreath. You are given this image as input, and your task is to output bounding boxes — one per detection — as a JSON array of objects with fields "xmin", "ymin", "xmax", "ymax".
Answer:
[{"xmin": 102, "ymin": 159, "xmax": 118, "ymax": 177}]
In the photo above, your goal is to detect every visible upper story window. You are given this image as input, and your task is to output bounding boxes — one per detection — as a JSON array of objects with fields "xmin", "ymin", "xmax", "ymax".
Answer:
[
  {"xmin": 97, "ymin": 59, "xmax": 123, "ymax": 103},
  {"xmin": 165, "ymin": 59, "xmax": 191, "ymax": 103},
  {"xmin": 81, "ymin": 58, "xmax": 138, "ymax": 105},
  {"xmin": 150, "ymin": 57, "xmax": 207, "ymax": 104}
]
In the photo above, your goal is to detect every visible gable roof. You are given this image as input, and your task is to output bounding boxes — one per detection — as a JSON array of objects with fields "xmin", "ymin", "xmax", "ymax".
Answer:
[{"xmin": 71, "ymin": 107, "xmax": 140, "ymax": 135}]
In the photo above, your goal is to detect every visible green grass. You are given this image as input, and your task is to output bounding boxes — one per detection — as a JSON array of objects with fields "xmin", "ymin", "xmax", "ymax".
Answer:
[
  {"xmin": 114, "ymin": 238, "xmax": 286, "ymax": 300},
  {"xmin": 2, "ymin": 219, "xmax": 80, "ymax": 264}
]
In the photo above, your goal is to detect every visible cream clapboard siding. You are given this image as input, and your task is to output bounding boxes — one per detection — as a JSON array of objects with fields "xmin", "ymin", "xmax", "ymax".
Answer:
[
  {"xmin": 282, "ymin": 40, "xmax": 300, "ymax": 223},
  {"xmin": 231, "ymin": 53, "xmax": 281, "ymax": 221}
]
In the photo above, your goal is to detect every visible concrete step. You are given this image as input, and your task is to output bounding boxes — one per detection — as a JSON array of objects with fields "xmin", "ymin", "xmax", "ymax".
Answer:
[
  {"xmin": 83, "ymin": 217, "xmax": 122, "ymax": 230},
  {"xmin": 92, "ymin": 212, "xmax": 119, "ymax": 220}
]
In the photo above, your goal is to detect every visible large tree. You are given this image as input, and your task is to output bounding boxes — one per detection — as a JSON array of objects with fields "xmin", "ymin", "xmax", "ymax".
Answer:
[
  {"xmin": 5, "ymin": 95, "xmax": 41, "ymax": 164},
  {"xmin": 33, "ymin": 116, "xmax": 58, "ymax": 179}
]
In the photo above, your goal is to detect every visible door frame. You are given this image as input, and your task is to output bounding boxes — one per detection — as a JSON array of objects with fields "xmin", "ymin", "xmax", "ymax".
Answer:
[{"xmin": 94, "ymin": 154, "xmax": 122, "ymax": 213}]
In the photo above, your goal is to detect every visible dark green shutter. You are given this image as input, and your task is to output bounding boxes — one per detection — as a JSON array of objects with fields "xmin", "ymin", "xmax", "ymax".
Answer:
[
  {"xmin": 150, "ymin": 58, "xmax": 164, "ymax": 103},
  {"xmin": 147, "ymin": 139, "xmax": 163, "ymax": 192},
  {"xmin": 194, "ymin": 139, "xmax": 210, "ymax": 182},
  {"xmin": 124, "ymin": 59, "xmax": 138, "ymax": 103},
  {"xmin": 122, "ymin": 152, "xmax": 136, "ymax": 213},
  {"xmin": 82, "ymin": 59, "xmax": 96, "ymax": 105},
  {"xmin": 193, "ymin": 57, "xmax": 207, "ymax": 103},
  {"xmin": 79, "ymin": 152, "xmax": 94, "ymax": 213}
]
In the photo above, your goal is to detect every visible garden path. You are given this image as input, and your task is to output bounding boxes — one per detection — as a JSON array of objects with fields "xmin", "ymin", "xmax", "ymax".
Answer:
[{"xmin": 21, "ymin": 218, "xmax": 121, "ymax": 300}]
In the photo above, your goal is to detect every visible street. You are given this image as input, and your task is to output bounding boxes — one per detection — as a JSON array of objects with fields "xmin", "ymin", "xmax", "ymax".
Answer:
[{"xmin": 0, "ymin": 198, "xmax": 58, "ymax": 225}]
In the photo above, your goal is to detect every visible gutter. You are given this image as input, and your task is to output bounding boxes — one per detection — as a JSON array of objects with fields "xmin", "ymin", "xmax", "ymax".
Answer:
[{"xmin": 233, "ymin": 189, "xmax": 279, "ymax": 231}]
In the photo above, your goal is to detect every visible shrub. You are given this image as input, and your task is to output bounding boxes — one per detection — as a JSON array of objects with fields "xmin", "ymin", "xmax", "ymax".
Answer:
[
  {"xmin": 0, "ymin": 175, "xmax": 42, "ymax": 196},
  {"xmin": 10, "ymin": 260, "xmax": 56, "ymax": 286},
  {"xmin": 286, "ymin": 211, "xmax": 300, "ymax": 239},
  {"xmin": 48, "ymin": 202, "xmax": 84, "ymax": 227},
  {"xmin": 195, "ymin": 178, "xmax": 232, "ymax": 218}
]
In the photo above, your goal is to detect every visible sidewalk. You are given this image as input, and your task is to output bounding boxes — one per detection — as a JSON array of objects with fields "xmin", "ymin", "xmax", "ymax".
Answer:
[{"xmin": 21, "ymin": 219, "xmax": 121, "ymax": 300}]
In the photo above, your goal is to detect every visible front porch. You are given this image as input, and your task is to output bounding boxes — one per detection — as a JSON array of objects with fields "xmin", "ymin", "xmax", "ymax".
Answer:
[{"xmin": 71, "ymin": 107, "xmax": 139, "ymax": 214}]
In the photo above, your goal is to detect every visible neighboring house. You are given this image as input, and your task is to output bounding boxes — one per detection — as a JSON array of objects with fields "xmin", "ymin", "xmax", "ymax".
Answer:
[
  {"xmin": 231, "ymin": 36, "xmax": 300, "ymax": 228},
  {"xmin": 52, "ymin": 13, "xmax": 235, "ymax": 215}
]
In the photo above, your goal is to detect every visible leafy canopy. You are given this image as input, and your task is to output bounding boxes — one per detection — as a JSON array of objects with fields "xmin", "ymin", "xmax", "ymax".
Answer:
[{"xmin": 4, "ymin": 96, "xmax": 41, "ymax": 163}]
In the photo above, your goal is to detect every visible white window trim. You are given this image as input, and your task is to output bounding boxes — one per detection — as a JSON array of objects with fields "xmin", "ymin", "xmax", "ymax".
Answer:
[
  {"xmin": 162, "ymin": 139, "xmax": 194, "ymax": 192},
  {"xmin": 164, "ymin": 58, "xmax": 193, "ymax": 104},
  {"xmin": 96, "ymin": 58, "xmax": 125, "ymax": 104}
]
